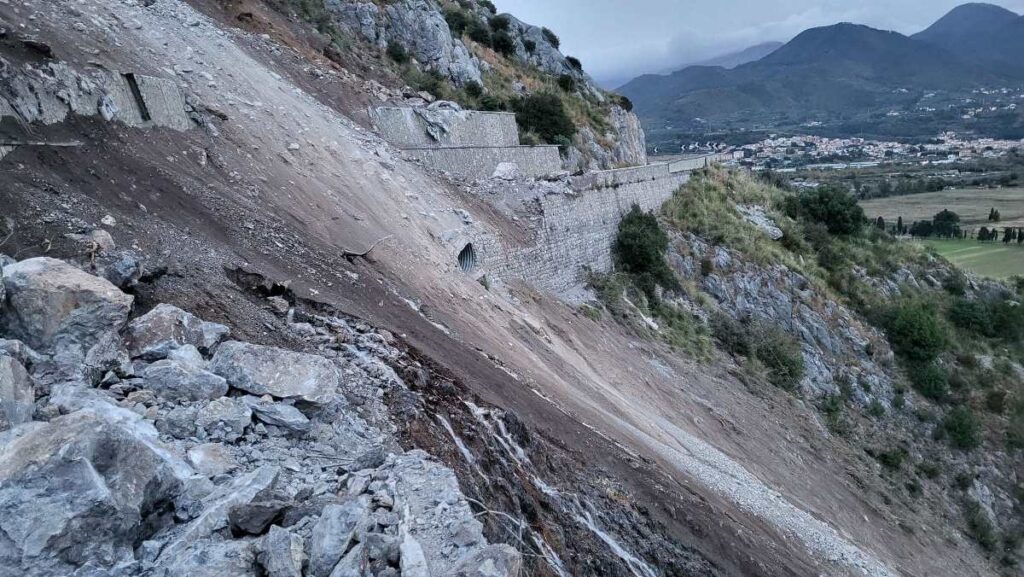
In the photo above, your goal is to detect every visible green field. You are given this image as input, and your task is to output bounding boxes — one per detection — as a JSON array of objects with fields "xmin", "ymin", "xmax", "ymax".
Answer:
[
  {"xmin": 860, "ymin": 187, "xmax": 1024, "ymax": 229},
  {"xmin": 921, "ymin": 239, "xmax": 1024, "ymax": 279}
]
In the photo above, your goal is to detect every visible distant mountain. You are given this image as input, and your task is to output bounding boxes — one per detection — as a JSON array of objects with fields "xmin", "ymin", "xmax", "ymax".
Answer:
[
  {"xmin": 912, "ymin": 3, "xmax": 1024, "ymax": 72},
  {"xmin": 912, "ymin": 3, "xmax": 1018, "ymax": 48},
  {"xmin": 619, "ymin": 13, "xmax": 1024, "ymax": 144},
  {"xmin": 690, "ymin": 41, "xmax": 784, "ymax": 70}
]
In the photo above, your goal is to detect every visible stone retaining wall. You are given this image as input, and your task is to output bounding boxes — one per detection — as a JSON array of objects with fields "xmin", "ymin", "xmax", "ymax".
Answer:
[
  {"xmin": 405, "ymin": 146, "xmax": 562, "ymax": 180},
  {"xmin": 371, "ymin": 107, "xmax": 520, "ymax": 147}
]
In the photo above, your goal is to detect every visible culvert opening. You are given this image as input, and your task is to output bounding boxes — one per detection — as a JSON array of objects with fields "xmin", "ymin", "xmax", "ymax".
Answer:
[
  {"xmin": 123, "ymin": 73, "xmax": 152, "ymax": 122},
  {"xmin": 458, "ymin": 243, "xmax": 477, "ymax": 273}
]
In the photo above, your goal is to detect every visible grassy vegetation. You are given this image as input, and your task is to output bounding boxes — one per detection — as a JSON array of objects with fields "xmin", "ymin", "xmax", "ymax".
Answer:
[
  {"xmin": 921, "ymin": 238, "xmax": 1024, "ymax": 279},
  {"xmin": 860, "ymin": 187, "xmax": 1024, "ymax": 229}
]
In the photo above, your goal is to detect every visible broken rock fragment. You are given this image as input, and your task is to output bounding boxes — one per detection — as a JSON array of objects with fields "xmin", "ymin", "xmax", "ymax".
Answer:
[
  {"xmin": 210, "ymin": 341, "xmax": 339, "ymax": 404},
  {"xmin": 126, "ymin": 303, "xmax": 230, "ymax": 360}
]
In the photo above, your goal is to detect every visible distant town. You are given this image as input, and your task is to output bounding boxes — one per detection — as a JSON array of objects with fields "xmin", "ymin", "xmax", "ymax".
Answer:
[{"xmin": 663, "ymin": 132, "xmax": 1023, "ymax": 172}]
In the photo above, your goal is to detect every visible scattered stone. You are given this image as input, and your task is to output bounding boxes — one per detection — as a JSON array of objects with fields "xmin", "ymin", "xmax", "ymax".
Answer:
[
  {"xmin": 65, "ymin": 229, "xmax": 115, "ymax": 253},
  {"xmin": 101, "ymin": 214, "xmax": 117, "ymax": 227},
  {"xmin": 142, "ymin": 358, "xmax": 229, "ymax": 401},
  {"xmin": 0, "ymin": 356, "xmax": 33, "ymax": 431},
  {"xmin": 448, "ymin": 545, "xmax": 522, "ymax": 577},
  {"xmin": 242, "ymin": 395, "xmax": 311, "ymax": 433},
  {"xmin": 196, "ymin": 397, "xmax": 252, "ymax": 442},
  {"xmin": 210, "ymin": 341, "xmax": 339, "ymax": 404},
  {"xmin": 326, "ymin": 544, "xmax": 364, "ymax": 577},
  {"xmin": 187, "ymin": 443, "xmax": 238, "ymax": 477},
  {"xmin": 491, "ymin": 162, "xmax": 519, "ymax": 180},
  {"xmin": 308, "ymin": 499, "xmax": 368, "ymax": 577},
  {"xmin": 229, "ymin": 499, "xmax": 290, "ymax": 535},
  {"xmin": 0, "ymin": 257, "xmax": 133, "ymax": 351},
  {"xmin": 258, "ymin": 525, "xmax": 305, "ymax": 577},
  {"xmin": 126, "ymin": 303, "xmax": 230, "ymax": 360},
  {"xmin": 267, "ymin": 296, "xmax": 290, "ymax": 315}
]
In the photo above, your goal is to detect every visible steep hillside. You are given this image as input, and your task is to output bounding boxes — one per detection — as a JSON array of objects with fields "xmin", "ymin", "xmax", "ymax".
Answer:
[{"xmin": 0, "ymin": 1, "xmax": 1016, "ymax": 577}]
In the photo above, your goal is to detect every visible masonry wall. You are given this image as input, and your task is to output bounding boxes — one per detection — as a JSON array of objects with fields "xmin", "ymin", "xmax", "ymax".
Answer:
[
  {"xmin": 405, "ymin": 146, "xmax": 562, "ymax": 180},
  {"xmin": 371, "ymin": 107, "xmax": 520, "ymax": 147},
  {"xmin": 498, "ymin": 172, "xmax": 692, "ymax": 298}
]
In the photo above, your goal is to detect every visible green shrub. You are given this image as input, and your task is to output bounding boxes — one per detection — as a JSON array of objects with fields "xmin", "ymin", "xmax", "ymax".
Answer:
[
  {"xmin": 871, "ymin": 446, "xmax": 907, "ymax": 470},
  {"xmin": 557, "ymin": 74, "xmax": 576, "ymax": 92},
  {"xmin": 1008, "ymin": 400, "xmax": 1024, "ymax": 450},
  {"xmin": 467, "ymin": 19, "xmax": 491, "ymax": 45},
  {"xmin": 541, "ymin": 26, "xmax": 560, "ymax": 48},
  {"xmin": 488, "ymin": 14, "xmax": 510, "ymax": 31},
  {"xmin": 916, "ymin": 460, "xmax": 942, "ymax": 479},
  {"xmin": 943, "ymin": 272, "xmax": 968, "ymax": 296},
  {"xmin": 566, "ymin": 56, "xmax": 583, "ymax": 71},
  {"xmin": 613, "ymin": 204, "xmax": 676, "ymax": 299},
  {"xmin": 477, "ymin": 0, "xmax": 496, "ymax": 14},
  {"xmin": 910, "ymin": 362, "xmax": 949, "ymax": 401},
  {"xmin": 478, "ymin": 95, "xmax": 508, "ymax": 111},
  {"xmin": 511, "ymin": 93, "xmax": 576, "ymax": 146},
  {"xmin": 885, "ymin": 300, "xmax": 948, "ymax": 362},
  {"xmin": 700, "ymin": 257, "xmax": 714, "ymax": 277},
  {"xmin": 464, "ymin": 81, "xmax": 483, "ymax": 98},
  {"xmin": 492, "ymin": 30, "xmax": 515, "ymax": 56},
  {"xmin": 893, "ymin": 390, "xmax": 906, "ymax": 409},
  {"xmin": 985, "ymin": 389, "xmax": 1007, "ymax": 414},
  {"xmin": 796, "ymin": 185, "xmax": 865, "ymax": 236},
  {"xmin": 949, "ymin": 298, "xmax": 993, "ymax": 336},
  {"xmin": 617, "ymin": 94, "xmax": 633, "ymax": 112},
  {"xmin": 965, "ymin": 499, "xmax": 999, "ymax": 551},
  {"xmin": 943, "ymin": 407, "xmax": 982, "ymax": 450},
  {"xmin": 710, "ymin": 313, "xmax": 804, "ymax": 389},
  {"xmin": 754, "ymin": 330, "xmax": 805, "ymax": 390},
  {"xmin": 710, "ymin": 313, "xmax": 752, "ymax": 357},
  {"xmin": 523, "ymin": 39, "xmax": 536, "ymax": 53},
  {"xmin": 386, "ymin": 41, "xmax": 409, "ymax": 63},
  {"xmin": 443, "ymin": 8, "xmax": 469, "ymax": 35},
  {"xmin": 867, "ymin": 399, "xmax": 886, "ymax": 418}
]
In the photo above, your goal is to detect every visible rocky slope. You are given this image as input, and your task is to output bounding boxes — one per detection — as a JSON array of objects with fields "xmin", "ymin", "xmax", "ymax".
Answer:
[{"xmin": 0, "ymin": 1, "xmax": 1011, "ymax": 576}]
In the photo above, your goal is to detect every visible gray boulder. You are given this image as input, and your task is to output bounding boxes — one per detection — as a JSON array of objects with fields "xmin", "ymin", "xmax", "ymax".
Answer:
[
  {"xmin": 142, "ymin": 358, "xmax": 229, "ymax": 401},
  {"xmin": 449, "ymin": 545, "xmax": 522, "ymax": 577},
  {"xmin": 126, "ymin": 303, "xmax": 230, "ymax": 360},
  {"xmin": 0, "ymin": 257, "xmax": 133, "ymax": 351},
  {"xmin": 153, "ymin": 537, "xmax": 259, "ymax": 577},
  {"xmin": 210, "ymin": 341, "xmax": 340, "ymax": 404},
  {"xmin": 0, "ymin": 406, "xmax": 191, "ymax": 576},
  {"xmin": 242, "ymin": 395, "xmax": 311, "ymax": 433},
  {"xmin": 229, "ymin": 500, "xmax": 290, "ymax": 535},
  {"xmin": 0, "ymin": 356, "xmax": 33, "ymax": 431},
  {"xmin": 383, "ymin": 0, "xmax": 482, "ymax": 85},
  {"xmin": 187, "ymin": 443, "xmax": 239, "ymax": 477},
  {"xmin": 326, "ymin": 544, "xmax": 365, "ymax": 577},
  {"xmin": 257, "ymin": 525, "xmax": 305, "ymax": 577},
  {"xmin": 0, "ymin": 339, "xmax": 44, "ymax": 369},
  {"xmin": 196, "ymin": 397, "xmax": 252, "ymax": 442},
  {"xmin": 308, "ymin": 499, "xmax": 368, "ymax": 577}
]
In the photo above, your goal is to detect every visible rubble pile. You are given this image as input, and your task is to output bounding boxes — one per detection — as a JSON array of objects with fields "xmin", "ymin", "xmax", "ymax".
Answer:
[{"xmin": 0, "ymin": 255, "xmax": 519, "ymax": 577}]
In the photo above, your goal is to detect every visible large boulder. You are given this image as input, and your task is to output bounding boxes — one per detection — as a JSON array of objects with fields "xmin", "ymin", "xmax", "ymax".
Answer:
[
  {"xmin": 0, "ymin": 356, "xmax": 33, "ymax": 431},
  {"xmin": 141, "ymin": 358, "xmax": 229, "ymax": 401},
  {"xmin": 0, "ymin": 257, "xmax": 133, "ymax": 351},
  {"xmin": 196, "ymin": 397, "xmax": 252, "ymax": 442},
  {"xmin": 308, "ymin": 499, "xmax": 368, "ymax": 577},
  {"xmin": 257, "ymin": 525, "xmax": 304, "ymax": 577},
  {"xmin": 449, "ymin": 545, "xmax": 523, "ymax": 577},
  {"xmin": 242, "ymin": 396, "xmax": 311, "ymax": 434},
  {"xmin": 0, "ymin": 405, "xmax": 192, "ymax": 576},
  {"xmin": 210, "ymin": 342, "xmax": 339, "ymax": 404},
  {"xmin": 126, "ymin": 303, "xmax": 229, "ymax": 360}
]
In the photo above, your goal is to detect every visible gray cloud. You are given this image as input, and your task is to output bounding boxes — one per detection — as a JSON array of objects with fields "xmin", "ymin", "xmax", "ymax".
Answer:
[{"xmin": 494, "ymin": 0, "xmax": 1024, "ymax": 87}]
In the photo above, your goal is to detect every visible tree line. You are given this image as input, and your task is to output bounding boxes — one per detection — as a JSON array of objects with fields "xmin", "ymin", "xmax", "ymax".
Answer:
[{"xmin": 880, "ymin": 208, "xmax": 1024, "ymax": 244}]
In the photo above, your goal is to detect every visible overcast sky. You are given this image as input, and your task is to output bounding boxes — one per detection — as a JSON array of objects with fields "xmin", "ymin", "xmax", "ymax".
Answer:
[{"xmin": 493, "ymin": 0, "xmax": 1024, "ymax": 88}]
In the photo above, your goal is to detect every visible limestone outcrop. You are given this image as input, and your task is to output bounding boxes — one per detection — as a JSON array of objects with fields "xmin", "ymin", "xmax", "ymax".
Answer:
[{"xmin": 0, "ymin": 256, "xmax": 520, "ymax": 577}]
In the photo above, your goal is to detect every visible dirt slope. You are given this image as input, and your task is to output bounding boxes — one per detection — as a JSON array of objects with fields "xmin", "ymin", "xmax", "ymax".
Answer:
[{"xmin": 0, "ymin": 1, "xmax": 994, "ymax": 575}]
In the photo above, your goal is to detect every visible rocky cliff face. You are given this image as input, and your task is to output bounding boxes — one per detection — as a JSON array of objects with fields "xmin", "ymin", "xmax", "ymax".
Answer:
[
  {"xmin": 0, "ymin": 255, "xmax": 519, "ymax": 577},
  {"xmin": 324, "ymin": 0, "xmax": 646, "ymax": 172}
]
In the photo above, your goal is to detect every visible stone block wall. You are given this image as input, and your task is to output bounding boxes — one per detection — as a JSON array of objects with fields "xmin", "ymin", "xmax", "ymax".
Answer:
[
  {"xmin": 405, "ymin": 146, "xmax": 562, "ymax": 180},
  {"xmin": 494, "ymin": 172, "xmax": 692, "ymax": 299},
  {"xmin": 371, "ymin": 107, "xmax": 520, "ymax": 147}
]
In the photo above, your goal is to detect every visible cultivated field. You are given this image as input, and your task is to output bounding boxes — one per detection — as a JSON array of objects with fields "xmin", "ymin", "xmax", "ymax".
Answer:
[
  {"xmin": 921, "ymin": 239, "xmax": 1024, "ymax": 278},
  {"xmin": 860, "ymin": 187, "xmax": 1024, "ymax": 229}
]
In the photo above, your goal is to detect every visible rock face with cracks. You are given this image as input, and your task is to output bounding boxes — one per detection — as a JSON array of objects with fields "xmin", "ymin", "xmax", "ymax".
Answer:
[{"xmin": 0, "ymin": 256, "xmax": 519, "ymax": 577}]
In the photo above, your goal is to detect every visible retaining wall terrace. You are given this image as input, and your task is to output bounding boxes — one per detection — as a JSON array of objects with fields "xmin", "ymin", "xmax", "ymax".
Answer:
[
  {"xmin": 495, "ymin": 171, "xmax": 693, "ymax": 298},
  {"xmin": 371, "ymin": 107, "xmax": 520, "ymax": 148},
  {"xmin": 405, "ymin": 145, "xmax": 563, "ymax": 180}
]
